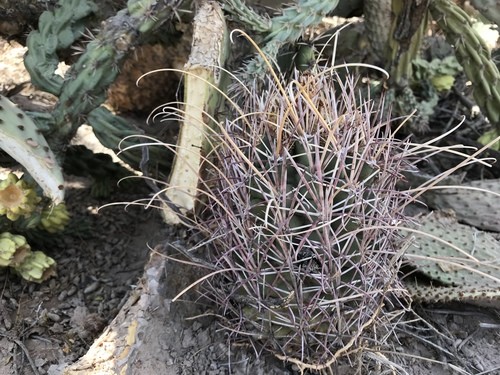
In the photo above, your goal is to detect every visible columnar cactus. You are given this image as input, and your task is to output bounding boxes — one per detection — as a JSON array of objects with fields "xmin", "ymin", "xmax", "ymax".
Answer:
[{"xmin": 429, "ymin": 0, "xmax": 500, "ymax": 128}]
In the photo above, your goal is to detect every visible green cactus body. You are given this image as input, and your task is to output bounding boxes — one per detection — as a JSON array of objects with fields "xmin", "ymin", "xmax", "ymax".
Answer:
[
  {"xmin": 24, "ymin": 0, "xmax": 98, "ymax": 96},
  {"xmin": 0, "ymin": 96, "xmax": 64, "ymax": 203},
  {"xmin": 421, "ymin": 178, "xmax": 500, "ymax": 232},
  {"xmin": 235, "ymin": 0, "xmax": 340, "ymax": 78},
  {"xmin": 25, "ymin": 0, "xmax": 182, "ymax": 161},
  {"xmin": 404, "ymin": 210, "xmax": 500, "ymax": 302},
  {"xmin": 198, "ymin": 68, "xmax": 415, "ymax": 367}
]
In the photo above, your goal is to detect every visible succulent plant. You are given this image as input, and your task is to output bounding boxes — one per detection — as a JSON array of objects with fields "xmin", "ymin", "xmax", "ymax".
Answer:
[
  {"xmin": 193, "ymin": 66, "xmax": 422, "ymax": 371},
  {"xmin": 23, "ymin": 0, "xmax": 182, "ymax": 169},
  {"xmin": 0, "ymin": 232, "xmax": 31, "ymax": 267},
  {"xmin": 0, "ymin": 173, "xmax": 41, "ymax": 221},
  {"xmin": 0, "ymin": 232, "xmax": 55, "ymax": 283},
  {"xmin": 15, "ymin": 250, "xmax": 57, "ymax": 283},
  {"xmin": 39, "ymin": 203, "xmax": 70, "ymax": 234},
  {"xmin": 429, "ymin": 0, "xmax": 500, "ymax": 129},
  {"xmin": 421, "ymin": 178, "xmax": 500, "ymax": 232},
  {"xmin": 404, "ymin": 210, "xmax": 500, "ymax": 303},
  {"xmin": 0, "ymin": 96, "xmax": 64, "ymax": 204}
]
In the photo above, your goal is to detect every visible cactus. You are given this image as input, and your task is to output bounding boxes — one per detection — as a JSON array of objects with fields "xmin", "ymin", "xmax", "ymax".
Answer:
[
  {"xmin": 404, "ymin": 210, "xmax": 500, "ymax": 302},
  {"xmin": 0, "ymin": 96, "xmax": 64, "ymax": 203},
  {"xmin": 0, "ymin": 232, "xmax": 56, "ymax": 283},
  {"xmin": 39, "ymin": 203, "xmax": 70, "ymax": 233},
  {"xmin": 421, "ymin": 178, "xmax": 500, "ymax": 232},
  {"xmin": 15, "ymin": 250, "xmax": 57, "ymax": 283},
  {"xmin": 0, "ymin": 232, "xmax": 31, "ymax": 267},
  {"xmin": 193, "ymin": 66, "xmax": 420, "ymax": 370},
  {"xmin": 161, "ymin": 0, "xmax": 229, "ymax": 224},
  {"xmin": 224, "ymin": 0, "xmax": 340, "ymax": 79},
  {"xmin": 429, "ymin": 0, "xmax": 500, "ymax": 128},
  {"xmin": 0, "ymin": 173, "xmax": 41, "ymax": 221},
  {"xmin": 24, "ymin": 0, "xmax": 98, "ymax": 96},
  {"xmin": 23, "ymin": 0, "xmax": 182, "ymax": 168}
]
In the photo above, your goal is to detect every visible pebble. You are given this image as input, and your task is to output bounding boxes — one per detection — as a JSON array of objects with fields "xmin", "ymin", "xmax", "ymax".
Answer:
[
  {"xmin": 47, "ymin": 312, "xmax": 61, "ymax": 322},
  {"xmin": 67, "ymin": 285, "xmax": 78, "ymax": 297},
  {"xmin": 84, "ymin": 281, "xmax": 100, "ymax": 294}
]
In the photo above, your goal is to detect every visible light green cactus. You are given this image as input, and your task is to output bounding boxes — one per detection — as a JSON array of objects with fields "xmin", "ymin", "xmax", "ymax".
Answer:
[
  {"xmin": 404, "ymin": 210, "xmax": 500, "ymax": 303},
  {"xmin": 0, "ymin": 231, "xmax": 55, "ymax": 283},
  {"xmin": 15, "ymin": 250, "xmax": 57, "ymax": 283}
]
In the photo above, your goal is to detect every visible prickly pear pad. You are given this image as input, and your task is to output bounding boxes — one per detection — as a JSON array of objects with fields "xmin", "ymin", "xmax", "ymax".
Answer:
[{"xmin": 0, "ymin": 96, "xmax": 64, "ymax": 203}]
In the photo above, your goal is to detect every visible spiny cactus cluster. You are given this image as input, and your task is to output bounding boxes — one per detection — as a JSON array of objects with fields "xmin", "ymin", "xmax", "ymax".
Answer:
[
  {"xmin": 195, "ymin": 67, "xmax": 421, "ymax": 370},
  {"xmin": 223, "ymin": 0, "xmax": 340, "ymax": 79},
  {"xmin": 404, "ymin": 210, "xmax": 500, "ymax": 303}
]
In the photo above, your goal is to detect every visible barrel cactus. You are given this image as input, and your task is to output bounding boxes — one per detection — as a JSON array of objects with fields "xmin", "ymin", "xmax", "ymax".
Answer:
[{"xmin": 191, "ymin": 65, "xmax": 424, "ymax": 371}]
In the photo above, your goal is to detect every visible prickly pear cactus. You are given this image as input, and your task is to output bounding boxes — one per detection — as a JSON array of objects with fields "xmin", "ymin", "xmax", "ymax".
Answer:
[
  {"xmin": 0, "ymin": 96, "xmax": 64, "ymax": 203},
  {"xmin": 422, "ymin": 179, "xmax": 500, "ymax": 232},
  {"xmin": 404, "ymin": 210, "xmax": 500, "ymax": 303},
  {"xmin": 196, "ymin": 67, "xmax": 417, "ymax": 371}
]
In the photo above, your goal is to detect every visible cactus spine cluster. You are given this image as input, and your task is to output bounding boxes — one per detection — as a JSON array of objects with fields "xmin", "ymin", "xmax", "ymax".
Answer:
[{"xmin": 196, "ymin": 67, "xmax": 418, "ymax": 370}]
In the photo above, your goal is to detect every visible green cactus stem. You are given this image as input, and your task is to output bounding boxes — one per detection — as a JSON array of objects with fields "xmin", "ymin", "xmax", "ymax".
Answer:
[
  {"xmin": 0, "ymin": 96, "xmax": 64, "ymax": 203},
  {"xmin": 421, "ymin": 178, "xmax": 500, "ymax": 232},
  {"xmin": 24, "ymin": 0, "xmax": 182, "ymax": 163},
  {"xmin": 24, "ymin": 0, "xmax": 98, "ymax": 96},
  {"xmin": 430, "ymin": 0, "xmax": 500, "ymax": 128},
  {"xmin": 224, "ymin": 0, "xmax": 340, "ymax": 79}
]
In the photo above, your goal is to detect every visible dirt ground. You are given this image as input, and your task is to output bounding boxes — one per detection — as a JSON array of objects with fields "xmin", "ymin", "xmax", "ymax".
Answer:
[{"xmin": 1, "ymin": 34, "xmax": 500, "ymax": 375}]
